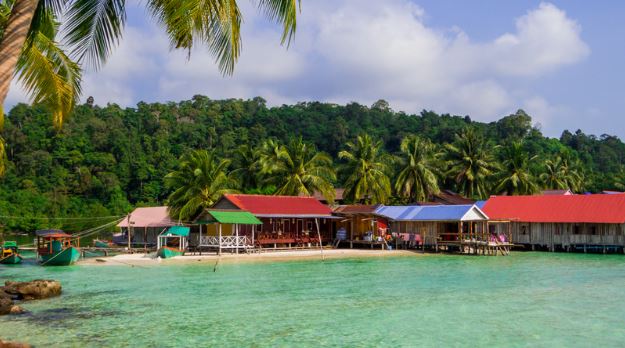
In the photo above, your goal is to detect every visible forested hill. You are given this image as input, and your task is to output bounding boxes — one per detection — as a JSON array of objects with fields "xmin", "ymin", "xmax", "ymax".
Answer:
[{"xmin": 1, "ymin": 96, "xmax": 624, "ymax": 232}]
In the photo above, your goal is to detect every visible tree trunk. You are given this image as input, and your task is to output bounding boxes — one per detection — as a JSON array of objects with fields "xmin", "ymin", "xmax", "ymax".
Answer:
[{"xmin": 0, "ymin": 0, "xmax": 38, "ymax": 115}]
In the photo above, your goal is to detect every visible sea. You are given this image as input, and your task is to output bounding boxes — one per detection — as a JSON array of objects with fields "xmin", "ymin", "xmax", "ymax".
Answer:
[{"xmin": 1, "ymin": 252, "xmax": 625, "ymax": 347}]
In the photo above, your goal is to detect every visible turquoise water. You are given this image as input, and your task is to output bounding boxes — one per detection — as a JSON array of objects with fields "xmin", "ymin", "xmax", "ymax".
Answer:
[{"xmin": 1, "ymin": 253, "xmax": 625, "ymax": 347}]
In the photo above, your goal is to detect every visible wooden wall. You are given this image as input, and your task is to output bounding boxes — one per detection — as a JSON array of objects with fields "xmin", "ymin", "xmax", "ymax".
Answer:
[{"xmin": 509, "ymin": 222, "xmax": 625, "ymax": 250}]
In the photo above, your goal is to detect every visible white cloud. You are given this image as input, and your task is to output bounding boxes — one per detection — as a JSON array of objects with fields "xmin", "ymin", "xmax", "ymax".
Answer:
[
  {"xmin": 492, "ymin": 2, "xmax": 590, "ymax": 76},
  {"xmin": 6, "ymin": 1, "xmax": 590, "ymax": 136}
]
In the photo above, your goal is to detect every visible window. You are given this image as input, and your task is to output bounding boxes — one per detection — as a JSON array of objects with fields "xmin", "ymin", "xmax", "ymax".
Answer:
[
  {"xmin": 520, "ymin": 225, "xmax": 528, "ymax": 235},
  {"xmin": 590, "ymin": 226, "xmax": 597, "ymax": 235},
  {"xmin": 573, "ymin": 225, "xmax": 581, "ymax": 235},
  {"xmin": 307, "ymin": 221, "xmax": 313, "ymax": 231}
]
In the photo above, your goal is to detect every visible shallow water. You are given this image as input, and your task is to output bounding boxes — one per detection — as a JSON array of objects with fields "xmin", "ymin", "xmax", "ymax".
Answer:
[{"xmin": 1, "ymin": 253, "xmax": 625, "ymax": 347}]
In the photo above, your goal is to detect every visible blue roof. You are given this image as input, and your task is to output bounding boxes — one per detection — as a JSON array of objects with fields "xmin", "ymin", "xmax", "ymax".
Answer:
[
  {"xmin": 475, "ymin": 200, "xmax": 487, "ymax": 209},
  {"xmin": 375, "ymin": 205, "xmax": 485, "ymax": 221}
]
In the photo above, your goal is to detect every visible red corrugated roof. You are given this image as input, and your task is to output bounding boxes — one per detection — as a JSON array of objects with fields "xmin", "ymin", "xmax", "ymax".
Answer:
[
  {"xmin": 223, "ymin": 194, "xmax": 332, "ymax": 216},
  {"xmin": 482, "ymin": 194, "xmax": 625, "ymax": 223}
]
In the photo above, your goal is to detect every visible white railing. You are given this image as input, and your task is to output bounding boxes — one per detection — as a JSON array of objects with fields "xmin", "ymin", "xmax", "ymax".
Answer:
[{"xmin": 199, "ymin": 235, "xmax": 252, "ymax": 249}]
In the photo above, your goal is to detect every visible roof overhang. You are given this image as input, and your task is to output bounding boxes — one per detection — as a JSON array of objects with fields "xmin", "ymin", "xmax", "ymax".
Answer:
[{"xmin": 255, "ymin": 214, "xmax": 339, "ymax": 219}]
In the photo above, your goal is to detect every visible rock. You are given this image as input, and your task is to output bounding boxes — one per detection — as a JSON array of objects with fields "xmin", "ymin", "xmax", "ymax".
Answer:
[
  {"xmin": 8, "ymin": 306, "xmax": 23, "ymax": 315},
  {"xmin": 0, "ymin": 339, "xmax": 31, "ymax": 348},
  {"xmin": 3, "ymin": 280, "xmax": 61, "ymax": 300},
  {"xmin": 0, "ymin": 298, "xmax": 13, "ymax": 315}
]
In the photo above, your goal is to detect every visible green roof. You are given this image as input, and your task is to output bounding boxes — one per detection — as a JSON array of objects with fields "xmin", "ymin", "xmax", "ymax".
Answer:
[
  {"xmin": 197, "ymin": 210, "xmax": 262, "ymax": 225},
  {"xmin": 2, "ymin": 241, "xmax": 17, "ymax": 248},
  {"xmin": 164, "ymin": 226, "xmax": 190, "ymax": 237}
]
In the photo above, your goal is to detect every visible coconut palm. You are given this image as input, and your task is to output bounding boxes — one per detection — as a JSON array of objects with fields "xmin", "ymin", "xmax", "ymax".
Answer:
[
  {"xmin": 165, "ymin": 149, "xmax": 237, "ymax": 221},
  {"xmin": 0, "ymin": 0, "xmax": 81, "ymax": 176},
  {"xmin": 339, "ymin": 134, "xmax": 392, "ymax": 204},
  {"xmin": 540, "ymin": 152, "xmax": 584, "ymax": 192},
  {"xmin": 615, "ymin": 166, "xmax": 625, "ymax": 191},
  {"xmin": 444, "ymin": 128, "xmax": 498, "ymax": 199},
  {"xmin": 0, "ymin": 0, "xmax": 300, "ymax": 113},
  {"xmin": 559, "ymin": 150, "xmax": 585, "ymax": 192},
  {"xmin": 394, "ymin": 135, "xmax": 441, "ymax": 203},
  {"xmin": 259, "ymin": 138, "xmax": 336, "ymax": 202},
  {"xmin": 0, "ymin": 0, "xmax": 300, "ymax": 175},
  {"xmin": 231, "ymin": 144, "xmax": 261, "ymax": 191},
  {"xmin": 540, "ymin": 156, "xmax": 567, "ymax": 190},
  {"xmin": 494, "ymin": 142, "xmax": 539, "ymax": 195}
]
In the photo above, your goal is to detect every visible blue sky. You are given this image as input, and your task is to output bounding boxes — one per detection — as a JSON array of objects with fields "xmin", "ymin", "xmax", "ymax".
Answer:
[{"xmin": 8, "ymin": 0, "xmax": 625, "ymax": 139}]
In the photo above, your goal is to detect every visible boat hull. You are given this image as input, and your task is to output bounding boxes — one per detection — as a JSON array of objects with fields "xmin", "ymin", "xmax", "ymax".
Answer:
[
  {"xmin": 157, "ymin": 247, "xmax": 184, "ymax": 259},
  {"xmin": 0, "ymin": 254, "xmax": 22, "ymax": 265},
  {"xmin": 94, "ymin": 240, "xmax": 111, "ymax": 248},
  {"xmin": 40, "ymin": 247, "xmax": 81, "ymax": 266}
]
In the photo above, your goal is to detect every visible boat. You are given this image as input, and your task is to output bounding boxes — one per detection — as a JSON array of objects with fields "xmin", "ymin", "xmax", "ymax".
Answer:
[
  {"xmin": 94, "ymin": 239, "xmax": 112, "ymax": 248},
  {"xmin": 156, "ymin": 226, "xmax": 190, "ymax": 259},
  {"xmin": 36, "ymin": 230, "xmax": 81, "ymax": 266},
  {"xmin": 0, "ymin": 241, "xmax": 23, "ymax": 265},
  {"xmin": 156, "ymin": 246, "xmax": 185, "ymax": 258}
]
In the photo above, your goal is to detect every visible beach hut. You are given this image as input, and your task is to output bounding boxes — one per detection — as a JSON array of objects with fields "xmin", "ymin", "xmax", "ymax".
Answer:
[
  {"xmin": 332, "ymin": 205, "xmax": 387, "ymax": 249},
  {"xmin": 374, "ymin": 204, "xmax": 498, "ymax": 254},
  {"xmin": 482, "ymin": 194, "xmax": 625, "ymax": 252},
  {"xmin": 211, "ymin": 194, "xmax": 335, "ymax": 249},
  {"xmin": 116, "ymin": 207, "xmax": 177, "ymax": 247},
  {"xmin": 194, "ymin": 209, "xmax": 262, "ymax": 254}
]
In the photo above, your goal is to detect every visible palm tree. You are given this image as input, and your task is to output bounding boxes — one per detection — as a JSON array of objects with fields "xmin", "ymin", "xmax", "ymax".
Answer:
[
  {"xmin": 0, "ymin": 0, "xmax": 81, "ymax": 176},
  {"xmin": 165, "ymin": 149, "xmax": 237, "ymax": 221},
  {"xmin": 0, "ymin": 0, "xmax": 300, "ymax": 112},
  {"xmin": 494, "ymin": 142, "xmax": 539, "ymax": 195},
  {"xmin": 540, "ymin": 156, "xmax": 567, "ymax": 190},
  {"xmin": 339, "ymin": 134, "xmax": 392, "ymax": 204},
  {"xmin": 394, "ymin": 135, "xmax": 441, "ymax": 203},
  {"xmin": 444, "ymin": 128, "xmax": 498, "ymax": 199},
  {"xmin": 540, "ymin": 152, "xmax": 584, "ymax": 192},
  {"xmin": 0, "ymin": 0, "xmax": 300, "ymax": 175},
  {"xmin": 559, "ymin": 150, "xmax": 585, "ymax": 192},
  {"xmin": 615, "ymin": 166, "xmax": 625, "ymax": 191},
  {"xmin": 231, "ymin": 144, "xmax": 261, "ymax": 191},
  {"xmin": 259, "ymin": 138, "xmax": 336, "ymax": 202}
]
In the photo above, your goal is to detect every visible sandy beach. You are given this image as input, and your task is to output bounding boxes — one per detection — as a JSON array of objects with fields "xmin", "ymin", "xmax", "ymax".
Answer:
[{"xmin": 78, "ymin": 248, "xmax": 425, "ymax": 266}]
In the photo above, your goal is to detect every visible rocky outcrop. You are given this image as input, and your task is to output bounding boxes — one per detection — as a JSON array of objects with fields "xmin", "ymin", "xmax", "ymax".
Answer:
[
  {"xmin": 2, "ymin": 280, "xmax": 62, "ymax": 300},
  {"xmin": 0, "ymin": 280, "xmax": 61, "ymax": 316},
  {"xmin": 0, "ymin": 339, "xmax": 31, "ymax": 348}
]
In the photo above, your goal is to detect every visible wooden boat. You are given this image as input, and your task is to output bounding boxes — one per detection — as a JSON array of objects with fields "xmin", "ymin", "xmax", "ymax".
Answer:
[
  {"xmin": 156, "ymin": 226, "xmax": 190, "ymax": 259},
  {"xmin": 36, "ymin": 230, "xmax": 80, "ymax": 266},
  {"xmin": 0, "ymin": 241, "xmax": 22, "ymax": 265},
  {"xmin": 156, "ymin": 246, "xmax": 184, "ymax": 259},
  {"xmin": 94, "ymin": 239, "xmax": 112, "ymax": 248}
]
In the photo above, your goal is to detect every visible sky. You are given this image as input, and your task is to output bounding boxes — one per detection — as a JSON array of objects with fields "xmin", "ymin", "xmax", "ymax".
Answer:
[{"xmin": 7, "ymin": 0, "xmax": 625, "ymax": 139}]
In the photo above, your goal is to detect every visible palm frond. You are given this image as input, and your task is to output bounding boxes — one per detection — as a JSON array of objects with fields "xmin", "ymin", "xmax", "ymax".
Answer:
[
  {"xmin": 17, "ymin": 31, "xmax": 82, "ymax": 129},
  {"xmin": 148, "ymin": 0, "xmax": 241, "ymax": 75},
  {"xmin": 256, "ymin": 0, "xmax": 299, "ymax": 45},
  {"xmin": 63, "ymin": 0, "xmax": 126, "ymax": 69}
]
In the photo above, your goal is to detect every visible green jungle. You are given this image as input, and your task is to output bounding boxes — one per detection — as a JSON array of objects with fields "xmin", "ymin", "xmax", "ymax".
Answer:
[{"xmin": 1, "ymin": 96, "xmax": 624, "ymax": 232}]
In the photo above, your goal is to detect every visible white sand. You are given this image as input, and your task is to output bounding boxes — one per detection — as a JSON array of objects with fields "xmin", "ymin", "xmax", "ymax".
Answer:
[{"xmin": 79, "ymin": 248, "xmax": 424, "ymax": 266}]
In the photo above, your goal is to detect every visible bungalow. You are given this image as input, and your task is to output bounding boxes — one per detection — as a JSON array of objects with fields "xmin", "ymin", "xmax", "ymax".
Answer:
[
  {"xmin": 116, "ymin": 207, "xmax": 177, "ymax": 247},
  {"xmin": 332, "ymin": 205, "xmax": 386, "ymax": 249},
  {"xmin": 374, "ymin": 204, "xmax": 499, "ymax": 254},
  {"xmin": 482, "ymin": 194, "xmax": 625, "ymax": 252},
  {"xmin": 210, "ymin": 194, "xmax": 336, "ymax": 249}
]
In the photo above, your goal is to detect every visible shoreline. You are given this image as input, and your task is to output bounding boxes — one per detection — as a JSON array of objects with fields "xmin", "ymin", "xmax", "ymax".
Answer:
[{"xmin": 78, "ymin": 249, "xmax": 425, "ymax": 266}]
